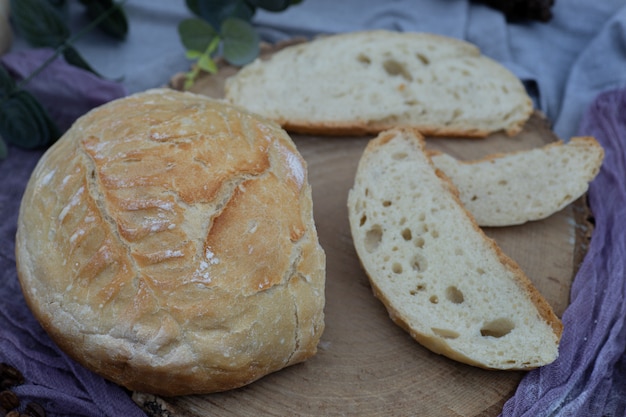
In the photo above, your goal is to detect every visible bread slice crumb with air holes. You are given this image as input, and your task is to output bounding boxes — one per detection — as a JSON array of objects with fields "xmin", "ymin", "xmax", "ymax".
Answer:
[
  {"xmin": 429, "ymin": 136, "xmax": 604, "ymax": 226},
  {"xmin": 225, "ymin": 30, "xmax": 533, "ymax": 137},
  {"xmin": 347, "ymin": 127, "xmax": 562, "ymax": 370}
]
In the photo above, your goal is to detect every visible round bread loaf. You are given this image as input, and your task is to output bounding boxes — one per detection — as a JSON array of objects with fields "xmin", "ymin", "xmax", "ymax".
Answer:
[{"xmin": 15, "ymin": 88, "xmax": 326, "ymax": 396}]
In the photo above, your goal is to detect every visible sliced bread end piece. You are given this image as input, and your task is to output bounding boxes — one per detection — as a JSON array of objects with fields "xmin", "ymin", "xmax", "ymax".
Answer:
[
  {"xmin": 225, "ymin": 30, "xmax": 533, "ymax": 138},
  {"xmin": 347, "ymin": 127, "xmax": 562, "ymax": 370},
  {"xmin": 430, "ymin": 136, "xmax": 604, "ymax": 226}
]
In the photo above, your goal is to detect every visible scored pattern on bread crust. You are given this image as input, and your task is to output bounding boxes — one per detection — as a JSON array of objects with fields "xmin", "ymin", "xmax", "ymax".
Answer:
[
  {"xmin": 15, "ymin": 89, "xmax": 325, "ymax": 396},
  {"xmin": 347, "ymin": 128, "xmax": 562, "ymax": 370},
  {"xmin": 225, "ymin": 30, "xmax": 534, "ymax": 137},
  {"xmin": 430, "ymin": 137, "xmax": 604, "ymax": 226}
]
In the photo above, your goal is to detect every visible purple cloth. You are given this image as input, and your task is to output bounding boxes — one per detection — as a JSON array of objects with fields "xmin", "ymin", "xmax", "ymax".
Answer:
[
  {"xmin": 0, "ymin": 147, "xmax": 147, "ymax": 416},
  {"xmin": 1, "ymin": 48, "xmax": 127, "ymax": 133},
  {"xmin": 502, "ymin": 88, "xmax": 626, "ymax": 416},
  {"xmin": 0, "ymin": 47, "xmax": 141, "ymax": 416}
]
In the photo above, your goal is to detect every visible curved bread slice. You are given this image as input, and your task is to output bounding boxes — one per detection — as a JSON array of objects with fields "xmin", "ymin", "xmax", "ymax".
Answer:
[
  {"xmin": 225, "ymin": 30, "xmax": 533, "ymax": 137},
  {"xmin": 347, "ymin": 128, "xmax": 562, "ymax": 370},
  {"xmin": 430, "ymin": 136, "xmax": 604, "ymax": 226}
]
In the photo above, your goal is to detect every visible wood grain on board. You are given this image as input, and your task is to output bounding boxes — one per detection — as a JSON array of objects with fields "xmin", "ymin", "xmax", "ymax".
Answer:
[{"xmin": 131, "ymin": 45, "xmax": 591, "ymax": 416}]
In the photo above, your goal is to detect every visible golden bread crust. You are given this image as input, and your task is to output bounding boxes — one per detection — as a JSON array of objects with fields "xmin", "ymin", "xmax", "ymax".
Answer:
[{"xmin": 16, "ymin": 88, "xmax": 325, "ymax": 396}]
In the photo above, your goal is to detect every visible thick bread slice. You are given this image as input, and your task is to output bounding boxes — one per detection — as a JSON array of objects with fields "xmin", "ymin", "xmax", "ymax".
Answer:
[
  {"xmin": 225, "ymin": 30, "xmax": 533, "ymax": 137},
  {"xmin": 347, "ymin": 128, "xmax": 562, "ymax": 370},
  {"xmin": 430, "ymin": 136, "xmax": 604, "ymax": 226}
]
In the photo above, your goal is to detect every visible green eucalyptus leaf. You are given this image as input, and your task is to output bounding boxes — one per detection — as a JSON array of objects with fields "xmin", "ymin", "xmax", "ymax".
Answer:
[
  {"xmin": 0, "ymin": 68, "xmax": 59, "ymax": 148},
  {"xmin": 21, "ymin": 91, "xmax": 61, "ymax": 143},
  {"xmin": 0, "ymin": 67, "xmax": 17, "ymax": 94},
  {"xmin": 78, "ymin": 0, "xmax": 129, "ymax": 40},
  {"xmin": 186, "ymin": 0, "xmax": 202, "ymax": 16},
  {"xmin": 0, "ymin": 136, "xmax": 7, "ymax": 160},
  {"xmin": 14, "ymin": 91, "xmax": 57, "ymax": 143},
  {"xmin": 0, "ymin": 90, "xmax": 59, "ymax": 149},
  {"xmin": 10, "ymin": 0, "xmax": 70, "ymax": 47},
  {"xmin": 221, "ymin": 18, "xmax": 259, "ymax": 66},
  {"xmin": 246, "ymin": 0, "xmax": 297, "ymax": 12},
  {"xmin": 196, "ymin": 0, "xmax": 255, "ymax": 30},
  {"xmin": 178, "ymin": 18, "xmax": 219, "ymax": 52},
  {"xmin": 62, "ymin": 46, "xmax": 101, "ymax": 76}
]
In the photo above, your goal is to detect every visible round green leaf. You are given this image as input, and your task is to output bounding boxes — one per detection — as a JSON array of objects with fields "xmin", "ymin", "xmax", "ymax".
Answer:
[
  {"xmin": 221, "ymin": 18, "xmax": 260, "ymax": 66},
  {"xmin": 0, "ymin": 67, "xmax": 16, "ymax": 93},
  {"xmin": 10, "ymin": 0, "xmax": 70, "ymax": 47},
  {"xmin": 77, "ymin": 0, "xmax": 129, "ymax": 40},
  {"xmin": 0, "ymin": 91, "xmax": 59, "ymax": 149},
  {"xmin": 20, "ymin": 92, "xmax": 61, "ymax": 144},
  {"xmin": 0, "ymin": 96, "xmax": 45, "ymax": 148},
  {"xmin": 178, "ymin": 18, "xmax": 219, "ymax": 52},
  {"xmin": 63, "ymin": 46, "xmax": 101, "ymax": 76},
  {"xmin": 186, "ymin": 0, "xmax": 202, "ymax": 16}
]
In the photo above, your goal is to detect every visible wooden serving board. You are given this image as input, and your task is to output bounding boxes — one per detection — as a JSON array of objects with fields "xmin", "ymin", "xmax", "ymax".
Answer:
[{"xmin": 132, "ymin": 48, "xmax": 591, "ymax": 417}]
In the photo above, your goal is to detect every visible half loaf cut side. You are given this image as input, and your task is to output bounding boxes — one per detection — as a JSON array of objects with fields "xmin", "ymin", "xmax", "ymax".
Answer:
[
  {"xmin": 347, "ymin": 128, "xmax": 562, "ymax": 370},
  {"xmin": 225, "ymin": 30, "xmax": 533, "ymax": 137},
  {"xmin": 430, "ymin": 136, "xmax": 604, "ymax": 226},
  {"xmin": 16, "ymin": 88, "xmax": 325, "ymax": 396}
]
